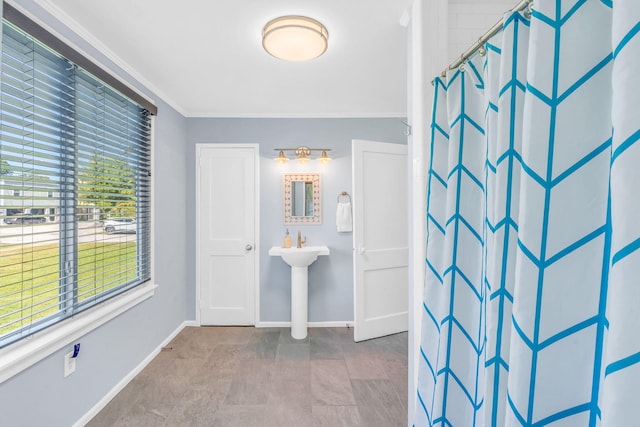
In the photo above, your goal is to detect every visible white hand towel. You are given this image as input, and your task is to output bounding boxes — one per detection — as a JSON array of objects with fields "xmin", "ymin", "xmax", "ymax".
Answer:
[{"xmin": 336, "ymin": 201, "xmax": 353, "ymax": 232}]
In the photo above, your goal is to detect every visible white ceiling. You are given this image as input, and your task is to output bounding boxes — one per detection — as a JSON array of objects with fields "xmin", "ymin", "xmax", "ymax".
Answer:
[{"xmin": 34, "ymin": 0, "xmax": 413, "ymax": 118}]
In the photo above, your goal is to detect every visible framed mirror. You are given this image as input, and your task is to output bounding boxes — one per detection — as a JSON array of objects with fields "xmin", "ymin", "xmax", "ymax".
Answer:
[{"xmin": 283, "ymin": 173, "xmax": 321, "ymax": 224}]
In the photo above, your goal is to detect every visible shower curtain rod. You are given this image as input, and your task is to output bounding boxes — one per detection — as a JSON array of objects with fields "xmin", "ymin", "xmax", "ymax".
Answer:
[{"xmin": 437, "ymin": 0, "xmax": 532, "ymax": 80}]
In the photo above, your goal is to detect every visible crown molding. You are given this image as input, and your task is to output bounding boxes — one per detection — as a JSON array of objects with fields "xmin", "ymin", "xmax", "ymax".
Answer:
[{"xmin": 29, "ymin": 0, "xmax": 187, "ymax": 117}]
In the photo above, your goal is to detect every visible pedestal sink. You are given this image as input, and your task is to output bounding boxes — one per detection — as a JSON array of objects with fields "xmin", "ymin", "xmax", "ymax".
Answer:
[{"xmin": 269, "ymin": 246, "xmax": 330, "ymax": 339}]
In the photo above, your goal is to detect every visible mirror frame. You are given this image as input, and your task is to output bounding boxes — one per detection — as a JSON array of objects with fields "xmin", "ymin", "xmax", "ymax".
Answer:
[{"xmin": 283, "ymin": 173, "xmax": 321, "ymax": 225}]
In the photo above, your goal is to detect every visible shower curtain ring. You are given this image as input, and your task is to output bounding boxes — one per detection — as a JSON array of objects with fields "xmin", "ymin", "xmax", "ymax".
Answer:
[{"xmin": 524, "ymin": 1, "xmax": 533, "ymax": 19}]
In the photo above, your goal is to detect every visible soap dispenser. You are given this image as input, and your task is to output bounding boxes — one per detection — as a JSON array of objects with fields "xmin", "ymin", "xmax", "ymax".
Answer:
[{"xmin": 283, "ymin": 229, "xmax": 291, "ymax": 248}]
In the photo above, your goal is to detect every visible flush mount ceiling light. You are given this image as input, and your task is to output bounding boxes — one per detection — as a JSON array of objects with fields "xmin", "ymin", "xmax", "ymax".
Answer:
[{"xmin": 262, "ymin": 16, "xmax": 329, "ymax": 61}]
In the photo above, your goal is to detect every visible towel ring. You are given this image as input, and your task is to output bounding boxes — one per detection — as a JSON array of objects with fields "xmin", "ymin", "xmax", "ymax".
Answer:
[{"xmin": 337, "ymin": 191, "xmax": 351, "ymax": 203}]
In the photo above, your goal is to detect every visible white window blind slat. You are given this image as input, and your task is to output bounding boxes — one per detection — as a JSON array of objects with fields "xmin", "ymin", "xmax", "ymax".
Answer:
[{"xmin": 0, "ymin": 20, "xmax": 152, "ymax": 347}]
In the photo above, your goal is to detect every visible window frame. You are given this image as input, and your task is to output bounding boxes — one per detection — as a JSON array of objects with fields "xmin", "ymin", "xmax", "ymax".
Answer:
[{"xmin": 0, "ymin": 4, "xmax": 157, "ymax": 381}]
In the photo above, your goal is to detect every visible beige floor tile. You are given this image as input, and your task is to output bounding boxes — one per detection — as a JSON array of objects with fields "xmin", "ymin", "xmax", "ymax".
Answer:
[
  {"xmin": 88, "ymin": 327, "xmax": 407, "ymax": 427},
  {"xmin": 311, "ymin": 360, "xmax": 356, "ymax": 406},
  {"xmin": 311, "ymin": 405, "xmax": 362, "ymax": 427}
]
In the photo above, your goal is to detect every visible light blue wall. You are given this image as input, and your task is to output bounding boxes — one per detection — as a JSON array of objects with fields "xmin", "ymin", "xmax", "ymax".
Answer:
[
  {"xmin": 186, "ymin": 118, "xmax": 407, "ymax": 323},
  {"xmin": 0, "ymin": 2, "xmax": 189, "ymax": 426}
]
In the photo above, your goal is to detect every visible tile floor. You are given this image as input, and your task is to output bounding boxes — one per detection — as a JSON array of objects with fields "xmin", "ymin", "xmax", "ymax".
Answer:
[{"xmin": 87, "ymin": 326, "xmax": 407, "ymax": 427}]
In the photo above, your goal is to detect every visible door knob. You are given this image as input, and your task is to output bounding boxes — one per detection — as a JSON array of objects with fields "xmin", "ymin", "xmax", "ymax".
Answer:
[
  {"xmin": 357, "ymin": 247, "xmax": 366, "ymax": 255},
  {"xmin": 245, "ymin": 244, "xmax": 253, "ymax": 251}
]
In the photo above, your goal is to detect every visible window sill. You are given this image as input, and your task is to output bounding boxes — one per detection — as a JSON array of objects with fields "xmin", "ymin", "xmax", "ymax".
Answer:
[{"xmin": 0, "ymin": 282, "xmax": 157, "ymax": 384}]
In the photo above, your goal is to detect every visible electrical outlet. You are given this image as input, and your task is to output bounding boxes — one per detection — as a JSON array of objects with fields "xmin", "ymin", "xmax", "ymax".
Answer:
[{"xmin": 63, "ymin": 351, "xmax": 76, "ymax": 378}]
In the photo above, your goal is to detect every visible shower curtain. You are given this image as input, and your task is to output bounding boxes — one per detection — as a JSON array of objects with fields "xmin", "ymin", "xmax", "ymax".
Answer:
[{"xmin": 416, "ymin": 1, "xmax": 640, "ymax": 426}]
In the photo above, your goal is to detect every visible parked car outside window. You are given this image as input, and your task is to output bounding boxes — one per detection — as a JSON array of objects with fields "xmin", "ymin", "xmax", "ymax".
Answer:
[
  {"xmin": 4, "ymin": 213, "xmax": 46, "ymax": 224},
  {"xmin": 103, "ymin": 217, "xmax": 136, "ymax": 234}
]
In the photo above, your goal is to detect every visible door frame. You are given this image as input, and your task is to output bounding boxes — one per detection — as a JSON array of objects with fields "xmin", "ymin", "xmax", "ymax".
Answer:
[{"xmin": 195, "ymin": 143, "xmax": 260, "ymax": 326}]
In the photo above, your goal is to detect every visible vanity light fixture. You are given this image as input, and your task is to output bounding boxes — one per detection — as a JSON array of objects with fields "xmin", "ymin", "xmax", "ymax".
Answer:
[
  {"xmin": 317, "ymin": 150, "xmax": 331, "ymax": 164},
  {"xmin": 274, "ymin": 147, "xmax": 331, "ymax": 164},
  {"xmin": 294, "ymin": 146, "xmax": 311, "ymax": 164},
  {"xmin": 275, "ymin": 150, "xmax": 289, "ymax": 164},
  {"xmin": 262, "ymin": 16, "xmax": 329, "ymax": 62}
]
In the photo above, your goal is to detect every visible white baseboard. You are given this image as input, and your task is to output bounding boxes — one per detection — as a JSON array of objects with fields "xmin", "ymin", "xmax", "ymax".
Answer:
[
  {"xmin": 74, "ymin": 320, "xmax": 190, "ymax": 427},
  {"xmin": 256, "ymin": 321, "xmax": 289, "ymax": 328},
  {"xmin": 311, "ymin": 321, "xmax": 354, "ymax": 328},
  {"xmin": 256, "ymin": 321, "xmax": 354, "ymax": 328}
]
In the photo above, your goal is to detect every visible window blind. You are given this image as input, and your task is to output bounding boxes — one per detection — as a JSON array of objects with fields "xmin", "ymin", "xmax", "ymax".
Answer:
[{"xmin": 0, "ymin": 19, "xmax": 152, "ymax": 347}]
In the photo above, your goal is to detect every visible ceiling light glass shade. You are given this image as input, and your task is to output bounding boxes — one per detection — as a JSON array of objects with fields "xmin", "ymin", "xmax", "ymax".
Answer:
[
  {"xmin": 275, "ymin": 150, "xmax": 289, "ymax": 163},
  {"xmin": 317, "ymin": 150, "xmax": 331, "ymax": 164},
  {"xmin": 262, "ymin": 16, "xmax": 329, "ymax": 61}
]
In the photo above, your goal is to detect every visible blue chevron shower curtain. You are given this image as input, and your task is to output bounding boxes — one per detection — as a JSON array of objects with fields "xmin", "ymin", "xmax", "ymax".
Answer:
[{"xmin": 415, "ymin": 1, "xmax": 640, "ymax": 426}]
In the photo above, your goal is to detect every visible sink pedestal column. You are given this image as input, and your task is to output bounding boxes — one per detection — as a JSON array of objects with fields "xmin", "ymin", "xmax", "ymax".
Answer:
[
  {"xmin": 290, "ymin": 266, "xmax": 308, "ymax": 339},
  {"xmin": 268, "ymin": 246, "xmax": 330, "ymax": 341}
]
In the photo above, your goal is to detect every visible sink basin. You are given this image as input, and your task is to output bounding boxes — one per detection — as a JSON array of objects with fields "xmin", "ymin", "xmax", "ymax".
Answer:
[
  {"xmin": 269, "ymin": 245, "xmax": 330, "ymax": 339},
  {"xmin": 268, "ymin": 246, "xmax": 330, "ymax": 267}
]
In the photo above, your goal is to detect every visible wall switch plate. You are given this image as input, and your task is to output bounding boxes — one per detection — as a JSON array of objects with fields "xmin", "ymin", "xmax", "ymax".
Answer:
[{"xmin": 63, "ymin": 351, "xmax": 76, "ymax": 377}]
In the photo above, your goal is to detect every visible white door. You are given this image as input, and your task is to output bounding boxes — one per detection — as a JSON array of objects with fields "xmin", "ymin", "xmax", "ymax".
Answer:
[
  {"xmin": 352, "ymin": 140, "xmax": 408, "ymax": 342},
  {"xmin": 196, "ymin": 145, "xmax": 258, "ymax": 325}
]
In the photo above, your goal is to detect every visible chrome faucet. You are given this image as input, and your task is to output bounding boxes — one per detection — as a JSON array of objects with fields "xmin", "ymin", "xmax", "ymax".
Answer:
[{"xmin": 297, "ymin": 230, "xmax": 306, "ymax": 248}]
